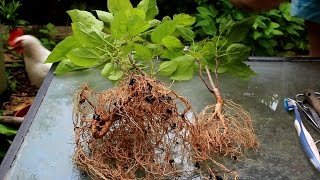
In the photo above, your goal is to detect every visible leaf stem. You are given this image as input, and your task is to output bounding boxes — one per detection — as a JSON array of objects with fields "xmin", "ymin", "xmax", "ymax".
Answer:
[{"xmin": 196, "ymin": 60, "xmax": 213, "ymax": 93}]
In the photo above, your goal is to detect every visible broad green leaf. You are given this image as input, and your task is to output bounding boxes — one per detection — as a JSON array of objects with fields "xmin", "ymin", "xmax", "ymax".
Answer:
[
  {"xmin": 46, "ymin": 36, "xmax": 81, "ymax": 63},
  {"xmin": 0, "ymin": 124, "xmax": 17, "ymax": 136},
  {"xmin": 54, "ymin": 59, "xmax": 86, "ymax": 75},
  {"xmin": 158, "ymin": 60, "xmax": 178, "ymax": 76},
  {"xmin": 176, "ymin": 25, "xmax": 194, "ymax": 41},
  {"xmin": 253, "ymin": 31, "xmax": 262, "ymax": 40},
  {"xmin": 173, "ymin": 14, "xmax": 196, "ymax": 27},
  {"xmin": 267, "ymin": 9, "xmax": 281, "ymax": 17},
  {"xmin": 149, "ymin": 19, "xmax": 161, "ymax": 28},
  {"xmin": 151, "ymin": 21, "xmax": 176, "ymax": 44},
  {"xmin": 162, "ymin": 36, "xmax": 184, "ymax": 50},
  {"xmin": 195, "ymin": 19, "xmax": 210, "ymax": 27},
  {"xmin": 201, "ymin": 42, "xmax": 216, "ymax": 58},
  {"xmin": 160, "ymin": 49, "xmax": 183, "ymax": 60},
  {"xmin": 126, "ymin": 9, "xmax": 150, "ymax": 36},
  {"xmin": 96, "ymin": 10, "xmax": 113, "ymax": 24},
  {"xmin": 101, "ymin": 62, "xmax": 114, "ymax": 77},
  {"xmin": 226, "ymin": 62, "xmax": 256, "ymax": 79},
  {"xmin": 271, "ymin": 29, "xmax": 283, "ymax": 36},
  {"xmin": 227, "ymin": 16, "xmax": 256, "ymax": 43},
  {"xmin": 72, "ymin": 22, "xmax": 106, "ymax": 47},
  {"xmin": 67, "ymin": 10, "xmax": 103, "ymax": 30},
  {"xmin": 189, "ymin": 52, "xmax": 203, "ymax": 60},
  {"xmin": 219, "ymin": 18, "xmax": 234, "ymax": 34},
  {"xmin": 111, "ymin": 9, "xmax": 150, "ymax": 38},
  {"xmin": 171, "ymin": 55, "xmax": 195, "ymax": 81},
  {"xmin": 107, "ymin": 0, "xmax": 133, "ymax": 15},
  {"xmin": 108, "ymin": 69, "xmax": 124, "ymax": 80},
  {"xmin": 121, "ymin": 42, "xmax": 134, "ymax": 55},
  {"xmin": 162, "ymin": 16, "xmax": 172, "ymax": 22},
  {"xmin": 226, "ymin": 43, "xmax": 251, "ymax": 62},
  {"xmin": 137, "ymin": 0, "xmax": 159, "ymax": 20},
  {"xmin": 67, "ymin": 47, "xmax": 103, "ymax": 67},
  {"xmin": 133, "ymin": 43, "xmax": 153, "ymax": 60},
  {"xmin": 196, "ymin": 6, "xmax": 216, "ymax": 17},
  {"xmin": 253, "ymin": 15, "xmax": 268, "ymax": 29},
  {"xmin": 204, "ymin": 25, "xmax": 217, "ymax": 36},
  {"xmin": 110, "ymin": 11, "xmax": 128, "ymax": 38},
  {"xmin": 283, "ymin": 43, "xmax": 294, "ymax": 50},
  {"xmin": 270, "ymin": 22, "xmax": 280, "ymax": 29}
]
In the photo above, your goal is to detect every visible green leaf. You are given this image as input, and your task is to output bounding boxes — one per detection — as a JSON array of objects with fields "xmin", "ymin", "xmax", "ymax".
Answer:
[
  {"xmin": 151, "ymin": 21, "xmax": 176, "ymax": 44},
  {"xmin": 107, "ymin": 0, "xmax": 133, "ymax": 15},
  {"xmin": 253, "ymin": 15, "xmax": 268, "ymax": 29},
  {"xmin": 226, "ymin": 43, "xmax": 251, "ymax": 62},
  {"xmin": 196, "ymin": 6, "xmax": 216, "ymax": 17},
  {"xmin": 126, "ymin": 9, "xmax": 150, "ymax": 36},
  {"xmin": 271, "ymin": 29, "xmax": 283, "ymax": 36},
  {"xmin": 158, "ymin": 60, "xmax": 178, "ymax": 76},
  {"xmin": 108, "ymin": 69, "xmax": 124, "ymax": 80},
  {"xmin": 55, "ymin": 59, "xmax": 87, "ymax": 75},
  {"xmin": 162, "ymin": 36, "xmax": 184, "ymax": 50},
  {"xmin": 133, "ymin": 43, "xmax": 153, "ymax": 60},
  {"xmin": 227, "ymin": 16, "xmax": 256, "ymax": 43},
  {"xmin": 67, "ymin": 47, "xmax": 103, "ymax": 67},
  {"xmin": 253, "ymin": 31, "xmax": 262, "ymax": 40},
  {"xmin": 101, "ymin": 62, "xmax": 114, "ymax": 77},
  {"xmin": 72, "ymin": 22, "xmax": 106, "ymax": 47},
  {"xmin": 160, "ymin": 49, "xmax": 183, "ymax": 60},
  {"xmin": 0, "ymin": 124, "xmax": 17, "ymax": 136},
  {"xmin": 226, "ymin": 62, "xmax": 256, "ymax": 79},
  {"xmin": 176, "ymin": 25, "xmax": 194, "ymax": 41},
  {"xmin": 95, "ymin": 10, "xmax": 113, "ymax": 24},
  {"xmin": 201, "ymin": 42, "xmax": 216, "ymax": 59},
  {"xmin": 137, "ymin": 0, "xmax": 159, "ymax": 20},
  {"xmin": 111, "ymin": 9, "xmax": 150, "ymax": 38},
  {"xmin": 283, "ymin": 43, "xmax": 294, "ymax": 50},
  {"xmin": 219, "ymin": 18, "xmax": 234, "ymax": 34},
  {"xmin": 46, "ymin": 36, "xmax": 81, "ymax": 63},
  {"xmin": 67, "ymin": 10, "xmax": 103, "ymax": 30},
  {"xmin": 110, "ymin": 11, "xmax": 128, "ymax": 38},
  {"xmin": 170, "ymin": 55, "xmax": 195, "ymax": 81},
  {"xmin": 270, "ymin": 22, "xmax": 280, "ymax": 29},
  {"xmin": 173, "ymin": 13, "xmax": 196, "ymax": 27}
]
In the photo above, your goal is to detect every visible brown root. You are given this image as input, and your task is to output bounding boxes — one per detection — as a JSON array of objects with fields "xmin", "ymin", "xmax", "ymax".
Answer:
[
  {"xmin": 72, "ymin": 73, "xmax": 259, "ymax": 179},
  {"xmin": 190, "ymin": 99, "xmax": 259, "ymax": 160},
  {"xmin": 73, "ymin": 74, "xmax": 193, "ymax": 179}
]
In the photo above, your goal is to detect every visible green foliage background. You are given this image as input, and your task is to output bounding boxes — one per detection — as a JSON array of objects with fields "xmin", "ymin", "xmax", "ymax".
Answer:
[{"xmin": 193, "ymin": 0, "xmax": 308, "ymax": 56}]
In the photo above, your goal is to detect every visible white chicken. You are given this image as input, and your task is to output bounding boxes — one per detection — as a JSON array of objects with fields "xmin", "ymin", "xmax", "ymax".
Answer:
[{"xmin": 8, "ymin": 28, "xmax": 52, "ymax": 88}]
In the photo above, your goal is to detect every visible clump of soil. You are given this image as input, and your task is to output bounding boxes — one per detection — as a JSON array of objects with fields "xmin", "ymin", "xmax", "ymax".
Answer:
[{"xmin": 73, "ymin": 74, "xmax": 193, "ymax": 179}]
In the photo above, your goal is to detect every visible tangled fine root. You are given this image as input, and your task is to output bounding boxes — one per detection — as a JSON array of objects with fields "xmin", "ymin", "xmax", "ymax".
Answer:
[
  {"xmin": 190, "ymin": 100, "xmax": 259, "ymax": 163},
  {"xmin": 73, "ymin": 74, "xmax": 193, "ymax": 179},
  {"xmin": 73, "ymin": 73, "xmax": 259, "ymax": 179}
]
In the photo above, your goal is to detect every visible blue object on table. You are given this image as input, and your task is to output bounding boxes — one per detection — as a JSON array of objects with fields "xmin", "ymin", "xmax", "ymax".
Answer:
[{"xmin": 284, "ymin": 98, "xmax": 320, "ymax": 172}]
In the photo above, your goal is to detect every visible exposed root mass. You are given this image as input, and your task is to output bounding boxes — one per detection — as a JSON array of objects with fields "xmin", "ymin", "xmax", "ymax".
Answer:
[{"xmin": 72, "ymin": 74, "xmax": 259, "ymax": 179}]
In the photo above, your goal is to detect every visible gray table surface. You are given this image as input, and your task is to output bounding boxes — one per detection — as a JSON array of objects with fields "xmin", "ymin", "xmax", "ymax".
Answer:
[{"xmin": 2, "ymin": 61, "xmax": 320, "ymax": 180}]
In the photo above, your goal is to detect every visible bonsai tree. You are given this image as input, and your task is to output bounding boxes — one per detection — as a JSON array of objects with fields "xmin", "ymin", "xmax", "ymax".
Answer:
[{"xmin": 46, "ymin": 0, "xmax": 259, "ymax": 179}]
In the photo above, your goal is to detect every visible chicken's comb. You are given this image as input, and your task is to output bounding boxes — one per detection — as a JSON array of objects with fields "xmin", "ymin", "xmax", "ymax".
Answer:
[{"xmin": 8, "ymin": 27, "xmax": 24, "ymax": 47}]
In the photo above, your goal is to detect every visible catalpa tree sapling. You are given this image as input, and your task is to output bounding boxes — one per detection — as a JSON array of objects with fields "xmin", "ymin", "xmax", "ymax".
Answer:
[{"xmin": 46, "ymin": 0, "xmax": 259, "ymax": 178}]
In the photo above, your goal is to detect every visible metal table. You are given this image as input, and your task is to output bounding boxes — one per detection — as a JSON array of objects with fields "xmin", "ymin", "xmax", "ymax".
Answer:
[{"xmin": 1, "ymin": 57, "xmax": 320, "ymax": 180}]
